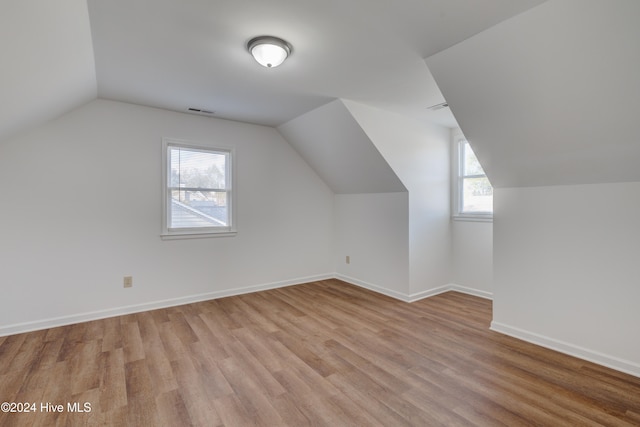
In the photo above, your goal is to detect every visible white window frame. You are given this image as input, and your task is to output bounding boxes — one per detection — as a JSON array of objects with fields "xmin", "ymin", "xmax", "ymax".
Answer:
[
  {"xmin": 161, "ymin": 138, "xmax": 237, "ymax": 239},
  {"xmin": 452, "ymin": 135, "xmax": 493, "ymax": 222}
]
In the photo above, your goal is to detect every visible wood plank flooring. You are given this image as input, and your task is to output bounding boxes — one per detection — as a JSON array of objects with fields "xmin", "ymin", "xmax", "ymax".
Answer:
[{"xmin": 1, "ymin": 279, "xmax": 639, "ymax": 426}]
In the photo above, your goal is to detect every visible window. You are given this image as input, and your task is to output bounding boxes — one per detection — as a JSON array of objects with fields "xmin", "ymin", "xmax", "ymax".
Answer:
[
  {"xmin": 453, "ymin": 139, "xmax": 493, "ymax": 220},
  {"xmin": 162, "ymin": 139, "xmax": 236, "ymax": 238}
]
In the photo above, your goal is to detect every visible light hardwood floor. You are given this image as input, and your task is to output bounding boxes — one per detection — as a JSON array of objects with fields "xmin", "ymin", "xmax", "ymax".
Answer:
[{"xmin": 1, "ymin": 279, "xmax": 639, "ymax": 426}]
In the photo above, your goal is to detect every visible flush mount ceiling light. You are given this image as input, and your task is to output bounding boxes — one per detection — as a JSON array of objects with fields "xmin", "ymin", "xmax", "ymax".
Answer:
[{"xmin": 247, "ymin": 36, "xmax": 292, "ymax": 68}]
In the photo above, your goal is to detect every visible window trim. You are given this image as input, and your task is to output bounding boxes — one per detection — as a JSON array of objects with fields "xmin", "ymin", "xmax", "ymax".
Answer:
[
  {"xmin": 161, "ymin": 138, "xmax": 237, "ymax": 239},
  {"xmin": 452, "ymin": 135, "xmax": 493, "ymax": 222}
]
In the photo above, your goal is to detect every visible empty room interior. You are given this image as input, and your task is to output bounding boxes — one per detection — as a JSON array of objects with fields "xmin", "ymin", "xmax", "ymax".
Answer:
[{"xmin": 1, "ymin": 0, "xmax": 639, "ymax": 425}]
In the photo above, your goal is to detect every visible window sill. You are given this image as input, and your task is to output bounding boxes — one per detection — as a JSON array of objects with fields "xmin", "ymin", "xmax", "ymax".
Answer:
[
  {"xmin": 452, "ymin": 215, "xmax": 493, "ymax": 223},
  {"xmin": 161, "ymin": 230, "xmax": 237, "ymax": 240}
]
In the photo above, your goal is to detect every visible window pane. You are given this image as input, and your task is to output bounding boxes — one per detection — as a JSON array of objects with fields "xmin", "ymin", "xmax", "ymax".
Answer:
[
  {"xmin": 462, "ymin": 177, "xmax": 493, "ymax": 213},
  {"xmin": 170, "ymin": 147, "xmax": 227, "ymax": 189},
  {"xmin": 463, "ymin": 142, "xmax": 485, "ymax": 176},
  {"xmin": 170, "ymin": 190, "xmax": 228, "ymax": 228}
]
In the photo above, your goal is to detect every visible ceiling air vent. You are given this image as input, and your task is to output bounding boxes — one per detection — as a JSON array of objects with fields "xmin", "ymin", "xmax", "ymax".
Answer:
[
  {"xmin": 427, "ymin": 102, "xmax": 449, "ymax": 111},
  {"xmin": 187, "ymin": 108, "xmax": 215, "ymax": 115}
]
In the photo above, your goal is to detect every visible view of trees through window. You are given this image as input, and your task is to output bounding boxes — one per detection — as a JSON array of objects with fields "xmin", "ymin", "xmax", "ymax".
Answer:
[
  {"xmin": 461, "ymin": 141, "xmax": 493, "ymax": 214},
  {"xmin": 169, "ymin": 146, "xmax": 229, "ymax": 228}
]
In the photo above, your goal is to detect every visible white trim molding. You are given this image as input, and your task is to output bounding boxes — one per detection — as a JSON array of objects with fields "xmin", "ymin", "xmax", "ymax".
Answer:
[
  {"xmin": 0, "ymin": 275, "xmax": 493, "ymax": 338},
  {"xmin": 407, "ymin": 286, "xmax": 452, "ymax": 303},
  {"xmin": 335, "ymin": 274, "xmax": 414, "ymax": 302},
  {"xmin": 334, "ymin": 275, "xmax": 493, "ymax": 303},
  {"xmin": 161, "ymin": 138, "xmax": 238, "ymax": 239},
  {"xmin": 448, "ymin": 284, "xmax": 493, "ymax": 300},
  {"xmin": 6, "ymin": 273, "xmax": 635, "ymax": 380},
  {"xmin": 0, "ymin": 273, "xmax": 333, "ymax": 337},
  {"xmin": 490, "ymin": 321, "xmax": 640, "ymax": 379}
]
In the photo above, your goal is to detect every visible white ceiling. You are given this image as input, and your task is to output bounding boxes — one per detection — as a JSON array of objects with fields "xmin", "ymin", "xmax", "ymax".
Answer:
[
  {"xmin": 10, "ymin": 1, "xmax": 636, "ymax": 192},
  {"xmin": 278, "ymin": 100, "xmax": 406, "ymax": 194},
  {"xmin": 0, "ymin": 0, "xmax": 96, "ymax": 142},
  {"xmin": 85, "ymin": 0, "xmax": 546, "ymax": 128},
  {"xmin": 427, "ymin": 0, "xmax": 640, "ymax": 188}
]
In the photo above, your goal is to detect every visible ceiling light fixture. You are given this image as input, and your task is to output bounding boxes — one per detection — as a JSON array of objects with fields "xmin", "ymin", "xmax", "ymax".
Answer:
[{"xmin": 247, "ymin": 36, "xmax": 292, "ymax": 68}]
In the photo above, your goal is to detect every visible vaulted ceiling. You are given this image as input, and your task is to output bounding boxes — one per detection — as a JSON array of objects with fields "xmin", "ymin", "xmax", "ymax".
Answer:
[
  {"xmin": 428, "ymin": 0, "xmax": 640, "ymax": 188},
  {"xmin": 0, "ymin": 0, "xmax": 547, "ymax": 145},
  {"xmin": 278, "ymin": 99, "xmax": 406, "ymax": 194},
  {"xmin": 0, "ymin": 0, "xmax": 96, "ymax": 142},
  {"xmin": 85, "ymin": 0, "xmax": 545, "ymax": 128},
  {"xmin": 11, "ymin": 1, "xmax": 636, "ymax": 191}
]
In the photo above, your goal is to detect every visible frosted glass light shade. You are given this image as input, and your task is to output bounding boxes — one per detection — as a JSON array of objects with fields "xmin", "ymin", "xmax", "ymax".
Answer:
[{"xmin": 247, "ymin": 36, "xmax": 292, "ymax": 68}]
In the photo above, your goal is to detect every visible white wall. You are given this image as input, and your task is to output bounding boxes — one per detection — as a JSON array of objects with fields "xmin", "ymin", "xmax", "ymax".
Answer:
[
  {"xmin": 426, "ymin": 0, "xmax": 640, "ymax": 378},
  {"xmin": 451, "ymin": 221, "xmax": 493, "ymax": 297},
  {"xmin": 0, "ymin": 0, "xmax": 96, "ymax": 142},
  {"xmin": 493, "ymin": 183, "xmax": 640, "ymax": 376},
  {"xmin": 449, "ymin": 128, "xmax": 493, "ymax": 298},
  {"xmin": 277, "ymin": 100, "xmax": 406, "ymax": 194},
  {"xmin": 344, "ymin": 101, "xmax": 451, "ymax": 297},
  {"xmin": 0, "ymin": 99, "xmax": 334, "ymax": 334},
  {"xmin": 334, "ymin": 193, "xmax": 410, "ymax": 298},
  {"xmin": 427, "ymin": 0, "xmax": 640, "ymax": 188}
]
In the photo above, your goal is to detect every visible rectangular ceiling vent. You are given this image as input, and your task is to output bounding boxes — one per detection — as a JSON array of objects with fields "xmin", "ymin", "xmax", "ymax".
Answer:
[
  {"xmin": 187, "ymin": 107, "xmax": 215, "ymax": 115},
  {"xmin": 427, "ymin": 102, "xmax": 449, "ymax": 111}
]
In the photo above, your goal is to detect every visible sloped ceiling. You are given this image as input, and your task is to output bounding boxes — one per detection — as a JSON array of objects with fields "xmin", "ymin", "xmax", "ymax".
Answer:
[
  {"xmin": 0, "ymin": 0, "xmax": 96, "ymax": 143},
  {"xmin": 0, "ymin": 0, "xmax": 551, "ymax": 191},
  {"xmin": 427, "ymin": 0, "xmax": 640, "ymax": 188},
  {"xmin": 86, "ymin": 0, "xmax": 545, "ymax": 128},
  {"xmin": 0, "ymin": 0, "xmax": 544, "ymax": 145},
  {"xmin": 278, "ymin": 100, "xmax": 406, "ymax": 194}
]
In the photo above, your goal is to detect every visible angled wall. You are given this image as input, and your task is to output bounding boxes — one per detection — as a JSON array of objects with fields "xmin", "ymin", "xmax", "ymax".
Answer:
[
  {"xmin": 0, "ymin": 100, "xmax": 334, "ymax": 335},
  {"xmin": 427, "ymin": 0, "xmax": 640, "ymax": 189},
  {"xmin": 494, "ymin": 183, "xmax": 640, "ymax": 376},
  {"xmin": 344, "ymin": 101, "xmax": 452, "ymax": 298},
  {"xmin": 450, "ymin": 129, "xmax": 493, "ymax": 298},
  {"xmin": 277, "ymin": 99, "xmax": 406, "ymax": 194},
  {"xmin": 427, "ymin": 0, "xmax": 640, "ymax": 376},
  {"xmin": 334, "ymin": 192, "xmax": 410, "ymax": 299},
  {"xmin": 278, "ymin": 100, "xmax": 411, "ymax": 297},
  {"xmin": 0, "ymin": 0, "xmax": 97, "ymax": 143},
  {"xmin": 278, "ymin": 99, "xmax": 452, "ymax": 299}
]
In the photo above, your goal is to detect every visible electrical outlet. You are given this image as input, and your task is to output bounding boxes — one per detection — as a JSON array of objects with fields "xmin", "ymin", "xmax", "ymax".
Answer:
[
  {"xmin": 123, "ymin": 276, "xmax": 133, "ymax": 288},
  {"xmin": 346, "ymin": 256, "xmax": 350, "ymax": 264}
]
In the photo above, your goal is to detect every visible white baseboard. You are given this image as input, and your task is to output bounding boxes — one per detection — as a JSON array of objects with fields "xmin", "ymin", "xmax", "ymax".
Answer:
[
  {"xmin": 408, "ymin": 284, "xmax": 493, "ymax": 302},
  {"xmin": 448, "ymin": 284, "xmax": 493, "ymax": 300},
  {"xmin": 6, "ymin": 275, "xmax": 636, "ymax": 379},
  {"xmin": 491, "ymin": 321, "xmax": 640, "ymax": 379},
  {"xmin": 1, "ymin": 275, "xmax": 492, "ymax": 337},
  {"xmin": 0, "ymin": 273, "xmax": 334, "ymax": 337},
  {"xmin": 406, "ymin": 285, "xmax": 452, "ymax": 302},
  {"xmin": 334, "ymin": 276, "xmax": 493, "ymax": 303},
  {"xmin": 335, "ymin": 274, "xmax": 413, "ymax": 302}
]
